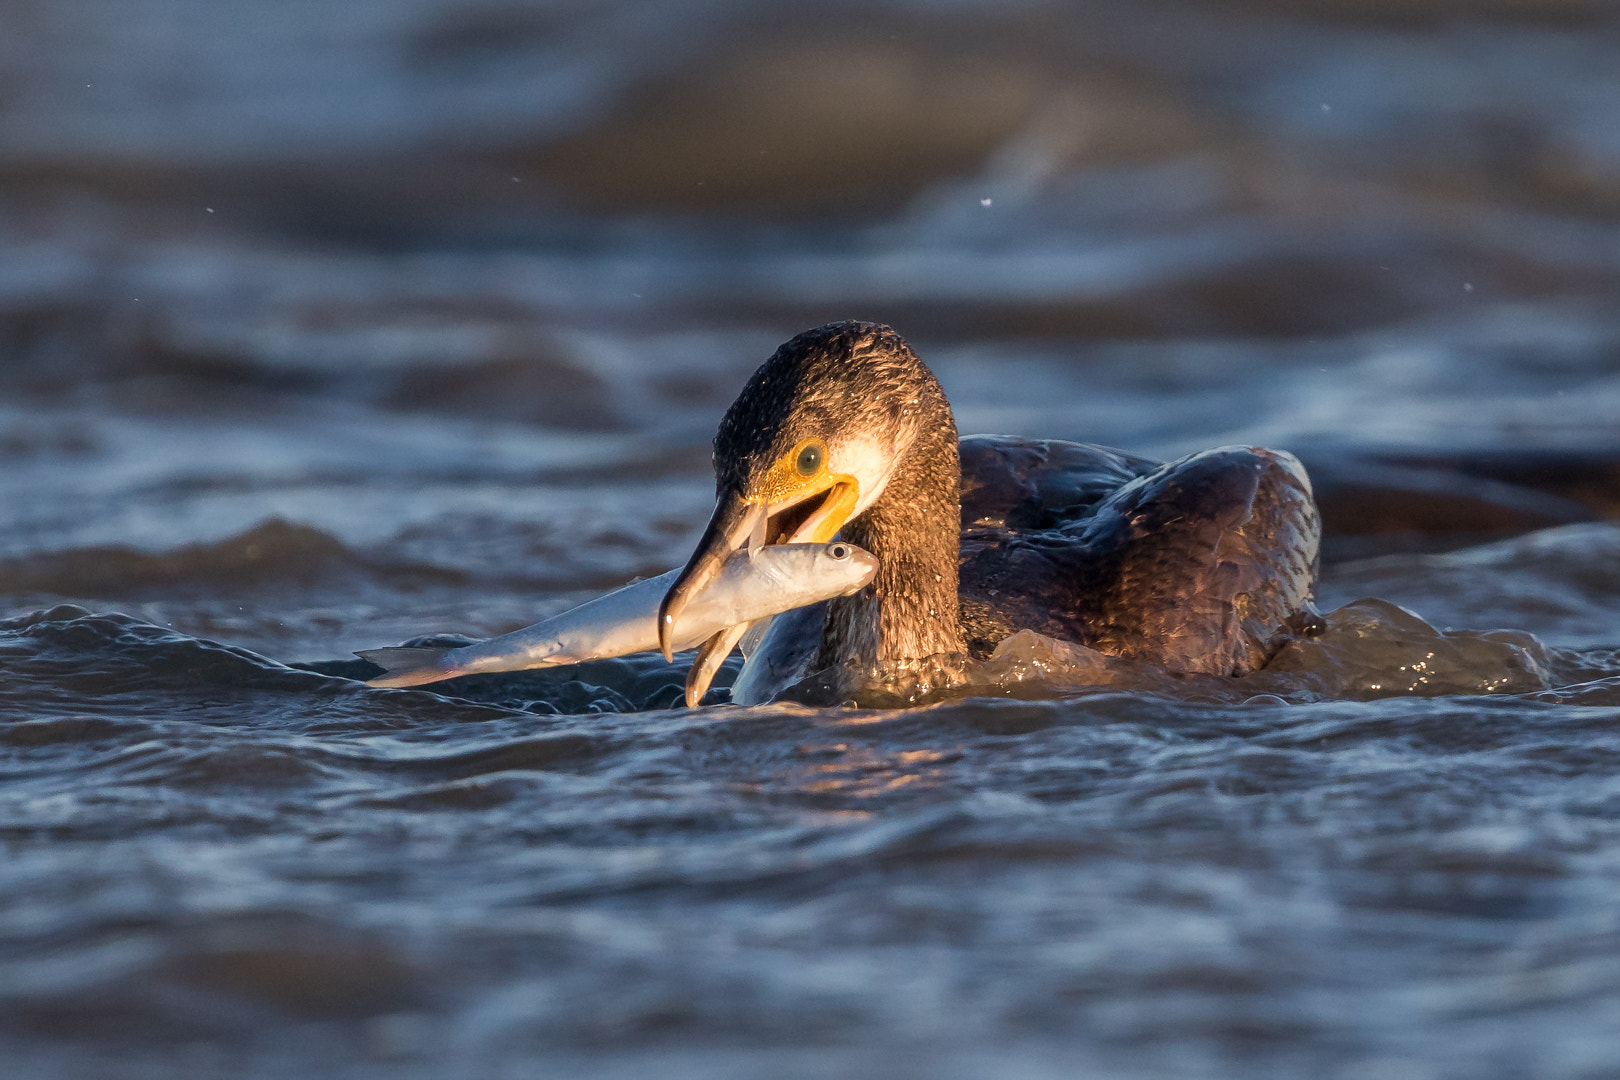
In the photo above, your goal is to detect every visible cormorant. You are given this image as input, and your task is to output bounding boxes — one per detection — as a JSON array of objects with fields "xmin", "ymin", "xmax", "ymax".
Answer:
[{"xmin": 659, "ymin": 321, "xmax": 1321, "ymax": 706}]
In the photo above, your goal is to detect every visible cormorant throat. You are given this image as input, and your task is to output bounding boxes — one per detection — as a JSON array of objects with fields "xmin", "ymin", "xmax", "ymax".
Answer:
[{"xmin": 816, "ymin": 373, "xmax": 965, "ymax": 670}]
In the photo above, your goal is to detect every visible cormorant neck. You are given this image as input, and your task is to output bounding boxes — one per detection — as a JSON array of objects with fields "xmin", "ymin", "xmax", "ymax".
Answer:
[{"xmin": 821, "ymin": 413, "xmax": 963, "ymax": 666}]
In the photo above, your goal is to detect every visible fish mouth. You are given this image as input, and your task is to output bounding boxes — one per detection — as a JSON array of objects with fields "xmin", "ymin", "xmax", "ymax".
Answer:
[{"xmin": 658, "ymin": 474, "xmax": 859, "ymax": 702}]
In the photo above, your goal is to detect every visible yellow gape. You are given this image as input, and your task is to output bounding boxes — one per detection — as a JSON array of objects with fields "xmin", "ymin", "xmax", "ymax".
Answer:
[{"xmin": 749, "ymin": 439, "xmax": 861, "ymax": 545}]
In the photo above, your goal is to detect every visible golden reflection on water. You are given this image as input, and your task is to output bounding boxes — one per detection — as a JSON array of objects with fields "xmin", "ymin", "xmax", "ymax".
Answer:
[{"xmin": 790, "ymin": 744, "xmax": 960, "ymax": 801}]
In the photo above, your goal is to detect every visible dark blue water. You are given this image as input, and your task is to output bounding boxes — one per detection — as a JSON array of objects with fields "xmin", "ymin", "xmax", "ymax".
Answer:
[{"xmin": 3, "ymin": 2, "xmax": 1619, "ymax": 1077}]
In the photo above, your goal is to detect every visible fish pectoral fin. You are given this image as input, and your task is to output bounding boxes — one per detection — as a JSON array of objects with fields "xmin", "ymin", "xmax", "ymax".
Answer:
[
  {"xmin": 738, "ymin": 616, "xmax": 774, "ymax": 659},
  {"xmin": 356, "ymin": 646, "xmax": 456, "ymax": 688}
]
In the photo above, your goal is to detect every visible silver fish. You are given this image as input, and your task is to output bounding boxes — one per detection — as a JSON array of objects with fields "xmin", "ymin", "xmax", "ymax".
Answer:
[{"xmin": 359, "ymin": 542, "xmax": 877, "ymax": 689}]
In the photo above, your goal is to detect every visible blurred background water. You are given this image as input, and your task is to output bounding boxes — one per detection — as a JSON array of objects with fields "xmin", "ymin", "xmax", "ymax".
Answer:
[{"xmin": 2, "ymin": 1, "xmax": 1620, "ymax": 1077}]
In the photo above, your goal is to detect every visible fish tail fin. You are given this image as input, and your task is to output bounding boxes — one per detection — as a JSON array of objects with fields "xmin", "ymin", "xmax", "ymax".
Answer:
[{"xmin": 356, "ymin": 646, "xmax": 459, "ymax": 688}]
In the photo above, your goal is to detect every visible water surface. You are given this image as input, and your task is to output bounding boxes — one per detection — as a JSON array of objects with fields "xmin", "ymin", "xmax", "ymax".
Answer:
[{"xmin": 3, "ymin": 1, "xmax": 1620, "ymax": 1077}]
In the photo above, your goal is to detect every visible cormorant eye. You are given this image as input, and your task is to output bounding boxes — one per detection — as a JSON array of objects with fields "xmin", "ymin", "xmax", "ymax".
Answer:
[
  {"xmin": 795, "ymin": 442, "xmax": 823, "ymax": 477},
  {"xmin": 829, "ymin": 543, "xmax": 848, "ymax": 559}
]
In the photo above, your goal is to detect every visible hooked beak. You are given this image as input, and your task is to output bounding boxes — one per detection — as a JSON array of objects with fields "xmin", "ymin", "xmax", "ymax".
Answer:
[
  {"xmin": 657, "ymin": 472, "xmax": 860, "ymax": 701},
  {"xmin": 657, "ymin": 493, "xmax": 765, "ymax": 665}
]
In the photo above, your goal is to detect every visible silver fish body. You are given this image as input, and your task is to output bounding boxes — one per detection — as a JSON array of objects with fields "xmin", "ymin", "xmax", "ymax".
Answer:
[{"xmin": 360, "ymin": 542, "xmax": 877, "ymax": 689}]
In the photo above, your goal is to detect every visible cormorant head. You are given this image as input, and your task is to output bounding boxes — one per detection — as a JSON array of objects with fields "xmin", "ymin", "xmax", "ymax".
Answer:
[{"xmin": 658, "ymin": 322, "xmax": 946, "ymax": 689}]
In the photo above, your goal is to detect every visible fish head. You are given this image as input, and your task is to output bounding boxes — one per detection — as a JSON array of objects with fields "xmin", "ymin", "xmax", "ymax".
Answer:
[
  {"xmin": 736, "ymin": 542, "xmax": 879, "ymax": 607},
  {"xmin": 787, "ymin": 541, "xmax": 880, "ymax": 599}
]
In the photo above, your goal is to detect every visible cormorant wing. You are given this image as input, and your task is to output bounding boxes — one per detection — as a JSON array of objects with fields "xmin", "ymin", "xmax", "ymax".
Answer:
[
  {"xmin": 959, "ymin": 445, "xmax": 1320, "ymax": 675},
  {"xmin": 959, "ymin": 435, "xmax": 1161, "ymax": 530}
]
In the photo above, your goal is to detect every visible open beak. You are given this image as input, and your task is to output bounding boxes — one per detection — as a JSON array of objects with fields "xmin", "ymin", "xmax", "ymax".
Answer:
[
  {"xmin": 658, "ymin": 473, "xmax": 860, "ymax": 702},
  {"xmin": 657, "ymin": 492, "xmax": 765, "ymax": 666}
]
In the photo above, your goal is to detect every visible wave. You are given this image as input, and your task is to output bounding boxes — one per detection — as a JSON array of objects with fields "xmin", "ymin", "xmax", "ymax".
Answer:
[
  {"xmin": 840, "ymin": 597, "xmax": 1617, "ymax": 709},
  {"xmin": 0, "ymin": 519, "xmax": 464, "ymax": 597},
  {"xmin": 0, "ymin": 603, "xmax": 704, "ymax": 731},
  {"xmin": 0, "ymin": 605, "xmax": 532, "ymax": 739},
  {"xmin": 1320, "ymin": 522, "xmax": 1620, "ymax": 649},
  {"xmin": 7, "ymin": 573, "xmax": 1618, "ymax": 747}
]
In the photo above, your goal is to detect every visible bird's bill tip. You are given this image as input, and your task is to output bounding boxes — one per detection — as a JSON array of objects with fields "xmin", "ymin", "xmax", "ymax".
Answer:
[
  {"xmin": 660, "ymin": 473, "xmax": 861, "ymax": 702},
  {"xmin": 657, "ymin": 494, "xmax": 765, "ymax": 661}
]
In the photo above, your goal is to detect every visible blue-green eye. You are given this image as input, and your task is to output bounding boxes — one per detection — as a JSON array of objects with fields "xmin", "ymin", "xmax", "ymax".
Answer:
[{"xmin": 795, "ymin": 442, "xmax": 823, "ymax": 476}]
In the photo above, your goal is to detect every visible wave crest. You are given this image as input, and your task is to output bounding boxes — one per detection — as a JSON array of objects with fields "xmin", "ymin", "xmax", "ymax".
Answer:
[{"xmin": 0, "ymin": 519, "xmax": 461, "ymax": 596}]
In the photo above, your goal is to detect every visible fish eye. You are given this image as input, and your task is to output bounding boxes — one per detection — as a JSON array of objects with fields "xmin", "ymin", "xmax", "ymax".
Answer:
[
  {"xmin": 829, "ymin": 543, "xmax": 848, "ymax": 559},
  {"xmin": 794, "ymin": 441, "xmax": 823, "ymax": 477}
]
